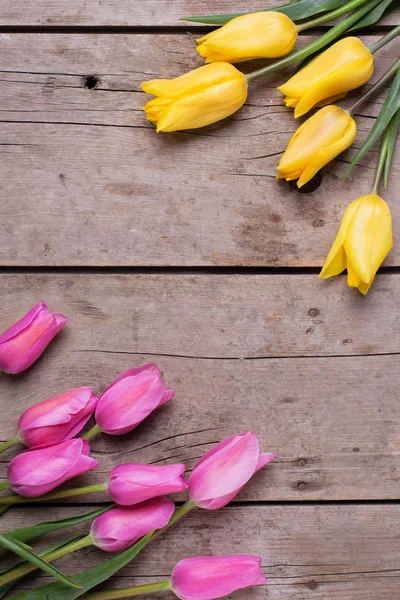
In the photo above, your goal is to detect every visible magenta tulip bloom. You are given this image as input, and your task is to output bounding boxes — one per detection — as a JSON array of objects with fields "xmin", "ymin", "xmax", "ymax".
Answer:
[
  {"xmin": 0, "ymin": 302, "xmax": 67, "ymax": 374},
  {"xmin": 189, "ymin": 432, "xmax": 274, "ymax": 510},
  {"xmin": 17, "ymin": 387, "xmax": 98, "ymax": 448},
  {"xmin": 107, "ymin": 462, "xmax": 188, "ymax": 505},
  {"xmin": 90, "ymin": 497, "xmax": 175, "ymax": 552},
  {"xmin": 95, "ymin": 363, "xmax": 174, "ymax": 435},
  {"xmin": 171, "ymin": 555, "xmax": 266, "ymax": 600},
  {"xmin": 7, "ymin": 439, "xmax": 98, "ymax": 497}
]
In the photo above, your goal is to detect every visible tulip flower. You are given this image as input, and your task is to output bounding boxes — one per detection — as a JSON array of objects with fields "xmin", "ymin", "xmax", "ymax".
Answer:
[
  {"xmin": 108, "ymin": 463, "xmax": 188, "ymax": 505},
  {"xmin": 196, "ymin": 12, "xmax": 297, "ymax": 63},
  {"xmin": 277, "ymin": 105, "xmax": 356, "ymax": 188},
  {"xmin": 0, "ymin": 302, "xmax": 67, "ymax": 374},
  {"xmin": 93, "ymin": 363, "xmax": 174, "ymax": 436},
  {"xmin": 7, "ymin": 439, "xmax": 98, "ymax": 497},
  {"xmin": 278, "ymin": 37, "xmax": 373, "ymax": 118},
  {"xmin": 189, "ymin": 432, "xmax": 274, "ymax": 509},
  {"xmin": 15, "ymin": 387, "xmax": 98, "ymax": 448},
  {"xmin": 141, "ymin": 63, "xmax": 248, "ymax": 132},
  {"xmin": 171, "ymin": 555, "xmax": 266, "ymax": 600},
  {"xmin": 320, "ymin": 194, "xmax": 392, "ymax": 294},
  {"xmin": 90, "ymin": 498, "xmax": 175, "ymax": 552}
]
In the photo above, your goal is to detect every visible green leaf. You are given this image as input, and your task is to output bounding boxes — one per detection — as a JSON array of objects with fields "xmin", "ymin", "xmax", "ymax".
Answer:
[
  {"xmin": 384, "ymin": 108, "xmax": 400, "ymax": 188},
  {"xmin": 0, "ymin": 506, "xmax": 109, "ymax": 557},
  {"xmin": 0, "ymin": 535, "xmax": 82, "ymax": 599},
  {"xmin": 349, "ymin": 0, "xmax": 400, "ymax": 30},
  {"xmin": 0, "ymin": 535, "xmax": 81, "ymax": 590},
  {"xmin": 182, "ymin": 0, "xmax": 346, "ymax": 24},
  {"xmin": 5, "ymin": 532, "xmax": 153, "ymax": 600},
  {"xmin": 345, "ymin": 66, "xmax": 400, "ymax": 177}
]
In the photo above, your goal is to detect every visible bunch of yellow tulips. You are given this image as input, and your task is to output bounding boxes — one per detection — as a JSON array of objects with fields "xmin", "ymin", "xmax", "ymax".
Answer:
[{"xmin": 141, "ymin": 3, "xmax": 399, "ymax": 295}]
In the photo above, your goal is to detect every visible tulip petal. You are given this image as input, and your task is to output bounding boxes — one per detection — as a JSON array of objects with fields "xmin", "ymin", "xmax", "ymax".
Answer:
[{"xmin": 0, "ymin": 303, "xmax": 46, "ymax": 344}]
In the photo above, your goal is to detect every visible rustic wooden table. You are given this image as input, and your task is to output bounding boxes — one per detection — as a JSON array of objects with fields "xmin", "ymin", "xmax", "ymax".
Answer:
[{"xmin": 0, "ymin": 2, "xmax": 400, "ymax": 598}]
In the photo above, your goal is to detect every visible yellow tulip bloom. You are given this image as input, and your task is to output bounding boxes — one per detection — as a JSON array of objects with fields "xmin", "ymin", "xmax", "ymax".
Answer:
[
  {"xmin": 320, "ymin": 194, "xmax": 392, "ymax": 295},
  {"xmin": 196, "ymin": 12, "xmax": 297, "ymax": 63},
  {"xmin": 277, "ymin": 105, "xmax": 356, "ymax": 188},
  {"xmin": 278, "ymin": 37, "xmax": 373, "ymax": 118},
  {"xmin": 141, "ymin": 63, "xmax": 248, "ymax": 132}
]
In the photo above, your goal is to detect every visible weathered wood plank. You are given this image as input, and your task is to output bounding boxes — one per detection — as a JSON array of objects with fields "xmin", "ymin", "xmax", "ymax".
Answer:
[
  {"xmin": 0, "ymin": 0, "xmax": 398, "ymax": 26},
  {"xmin": 2, "ymin": 504, "xmax": 400, "ymax": 599},
  {"xmin": 0, "ymin": 34, "xmax": 399, "ymax": 266},
  {"xmin": 0, "ymin": 273, "xmax": 400, "ymax": 501}
]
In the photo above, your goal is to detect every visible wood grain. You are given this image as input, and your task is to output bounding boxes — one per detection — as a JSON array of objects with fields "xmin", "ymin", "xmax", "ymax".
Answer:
[
  {"xmin": 2, "ymin": 504, "xmax": 400, "ymax": 599},
  {"xmin": 0, "ymin": 34, "xmax": 399, "ymax": 266},
  {"xmin": 0, "ymin": 274, "xmax": 400, "ymax": 501},
  {"xmin": 0, "ymin": 0, "xmax": 398, "ymax": 26}
]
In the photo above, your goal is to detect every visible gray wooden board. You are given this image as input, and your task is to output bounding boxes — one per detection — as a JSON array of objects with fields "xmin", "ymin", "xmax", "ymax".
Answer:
[
  {"xmin": 0, "ymin": 0, "xmax": 398, "ymax": 26},
  {"xmin": 0, "ymin": 274, "xmax": 399, "ymax": 501},
  {"xmin": 1, "ymin": 504, "xmax": 400, "ymax": 599},
  {"xmin": 0, "ymin": 34, "xmax": 399, "ymax": 266}
]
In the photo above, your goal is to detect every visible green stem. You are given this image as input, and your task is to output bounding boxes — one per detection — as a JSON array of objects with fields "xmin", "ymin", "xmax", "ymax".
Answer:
[
  {"xmin": 82, "ymin": 580, "xmax": 171, "ymax": 600},
  {"xmin": 152, "ymin": 498, "xmax": 196, "ymax": 541},
  {"xmin": 0, "ymin": 482, "xmax": 108, "ymax": 505},
  {"xmin": 371, "ymin": 117, "xmax": 392, "ymax": 194},
  {"xmin": 348, "ymin": 57, "xmax": 400, "ymax": 115},
  {"xmin": 0, "ymin": 535, "xmax": 92, "ymax": 587},
  {"xmin": 246, "ymin": 0, "xmax": 382, "ymax": 82},
  {"xmin": 82, "ymin": 424, "xmax": 102, "ymax": 441},
  {"xmin": 0, "ymin": 436, "xmax": 20, "ymax": 454},
  {"xmin": 296, "ymin": 0, "xmax": 369, "ymax": 32},
  {"xmin": 0, "ymin": 481, "xmax": 9, "ymax": 491},
  {"xmin": 370, "ymin": 24, "xmax": 400, "ymax": 54}
]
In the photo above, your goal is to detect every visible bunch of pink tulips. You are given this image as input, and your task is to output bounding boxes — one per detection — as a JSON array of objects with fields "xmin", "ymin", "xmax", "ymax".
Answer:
[{"xmin": 0, "ymin": 303, "xmax": 275, "ymax": 600}]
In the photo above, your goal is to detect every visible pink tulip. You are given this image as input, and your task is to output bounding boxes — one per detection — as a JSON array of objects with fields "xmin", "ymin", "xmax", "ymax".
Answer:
[
  {"xmin": 0, "ymin": 302, "xmax": 67, "ymax": 374},
  {"xmin": 95, "ymin": 363, "xmax": 174, "ymax": 435},
  {"xmin": 107, "ymin": 463, "xmax": 188, "ymax": 505},
  {"xmin": 7, "ymin": 439, "xmax": 98, "ymax": 497},
  {"xmin": 90, "ymin": 497, "xmax": 175, "ymax": 552},
  {"xmin": 17, "ymin": 387, "xmax": 98, "ymax": 448},
  {"xmin": 171, "ymin": 555, "xmax": 266, "ymax": 600},
  {"xmin": 189, "ymin": 433, "xmax": 274, "ymax": 510}
]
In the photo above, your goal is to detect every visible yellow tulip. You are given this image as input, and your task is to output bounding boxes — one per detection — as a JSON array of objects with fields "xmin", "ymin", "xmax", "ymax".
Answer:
[
  {"xmin": 196, "ymin": 12, "xmax": 297, "ymax": 63},
  {"xmin": 277, "ymin": 105, "xmax": 356, "ymax": 188},
  {"xmin": 141, "ymin": 63, "xmax": 248, "ymax": 132},
  {"xmin": 320, "ymin": 194, "xmax": 392, "ymax": 295},
  {"xmin": 278, "ymin": 37, "xmax": 373, "ymax": 118}
]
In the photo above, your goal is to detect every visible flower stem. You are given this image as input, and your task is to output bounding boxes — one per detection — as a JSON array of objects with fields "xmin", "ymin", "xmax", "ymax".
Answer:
[
  {"xmin": 371, "ymin": 117, "xmax": 393, "ymax": 194},
  {"xmin": 81, "ymin": 580, "xmax": 171, "ymax": 600},
  {"xmin": 0, "ymin": 482, "xmax": 108, "ymax": 505},
  {"xmin": 82, "ymin": 424, "xmax": 102, "ymax": 441},
  {"xmin": 0, "ymin": 436, "xmax": 20, "ymax": 454},
  {"xmin": 348, "ymin": 57, "xmax": 400, "ymax": 115},
  {"xmin": 370, "ymin": 24, "xmax": 400, "ymax": 54},
  {"xmin": 246, "ymin": 0, "xmax": 382, "ymax": 82},
  {"xmin": 296, "ymin": 0, "xmax": 369, "ymax": 32},
  {"xmin": 0, "ymin": 535, "xmax": 92, "ymax": 587},
  {"xmin": 0, "ymin": 481, "xmax": 9, "ymax": 491},
  {"xmin": 153, "ymin": 498, "xmax": 196, "ymax": 541}
]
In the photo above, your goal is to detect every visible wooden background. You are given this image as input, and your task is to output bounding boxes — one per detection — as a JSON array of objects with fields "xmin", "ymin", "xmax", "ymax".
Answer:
[{"xmin": 0, "ymin": 2, "xmax": 399, "ymax": 598}]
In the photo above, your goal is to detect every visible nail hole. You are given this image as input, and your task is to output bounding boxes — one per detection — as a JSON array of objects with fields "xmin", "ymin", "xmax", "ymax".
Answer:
[
  {"xmin": 297, "ymin": 481, "xmax": 307, "ymax": 490},
  {"xmin": 353, "ymin": 447, "xmax": 360, "ymax": 453},
  {"xmin": 289, "ymin": 172, "xmax": 323, "ymax": 194},
  {"xmin": 308, "ymin": 581, "xmax": 318, "ymax": 590},
  {"xmin": 82, "ymin": 75, "xmax": 100, "ymax": 89},
  {"xmin": 298, "ymin": 458, "xmax": 306, "ymax": 466},
  {"xmin": 308, "ymin": 308, "xmax": 320, "ymax": 318}
]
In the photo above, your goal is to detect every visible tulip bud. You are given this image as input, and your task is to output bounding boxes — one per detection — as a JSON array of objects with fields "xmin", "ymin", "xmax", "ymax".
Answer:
[
  {"xmin": 0, "ymin": 302, "xmax": 67, "ymax": 374},
  {"xmin": 196, "ymin": 12, "xmax": 297, "ymax": 63},
  {"xmin": 108, "ymin": 463, "xmax": 188, "ymax": 505},
  {"xmin": 320, "ymin": 194, "xmax": 392, "ymax": 295},
  {"xmin": 7, "ymin": 439, "xmax": 98, "ymax": 497},
  {"xmin": 277, "ymin": 105, "xmax": 356, "ymax": 188},
  {"xmin": 142, "ymin": 62, "xmax": 248, "ymax": 132},
  {"xmin": 90, "ymin": 498, "xmax": 175, "ymax": 552},
  {"xmin": 279, "ymin": 37, "xmax": 373, "ymax": 118},
  {"xmin": 17, "ymin": 387, "xmax": 98, "ymax": 448},
  {"xmin": 171, "ymin": 555, "xmax": 266, "ymax": 600},
  {"xmin": 95, "ymin": 363, "xmax": 174, "ymax": 436},
  {"xmin": 188, "ymin": 432, "xmax": 274, "ymax": 510}
]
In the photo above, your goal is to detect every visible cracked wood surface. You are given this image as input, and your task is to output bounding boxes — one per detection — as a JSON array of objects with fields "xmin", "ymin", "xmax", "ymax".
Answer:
[
  {"xmin": 0, "ymin": 0, "xmax": 398, "ymax": 26},
  {"xmin": 2, "ymin": 504, "xmax": 400, "ymax": 599},
  {"xmin": 0, "ymin": 33, "xmax": 399, "ymax": 266},
  {"xmin": 0, "ymin": 274, "xmax": 400, "ymax": 501}
]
